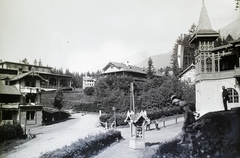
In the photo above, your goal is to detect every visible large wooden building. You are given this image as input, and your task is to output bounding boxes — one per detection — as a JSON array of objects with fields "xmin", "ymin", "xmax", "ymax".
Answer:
[
  {"xmin": 101, "ymin": 62, "xmax": 163, "ymax": 81},
  {"xmin": 0, "ymin": 60, "xmax": 72, "ymax": 133},
  {"xmin": 190, "ymin": 3, "xmax": 240, "ymax": 116}
]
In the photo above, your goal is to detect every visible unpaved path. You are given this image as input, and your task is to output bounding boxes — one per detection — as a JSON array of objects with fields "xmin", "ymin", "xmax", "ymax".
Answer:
[{"xmin": 3, "ymin": 113, "xmax": 105, "ymax": 158}]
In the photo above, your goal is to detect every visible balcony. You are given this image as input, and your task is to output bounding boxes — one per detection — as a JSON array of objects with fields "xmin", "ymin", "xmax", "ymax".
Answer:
[
  {"xmin": 196, "ymin": 67, "xmax": 240, "ymax": 81},
  {"xmin": 20, "ymin": 87, "xmax": 40, "ymax": 94},
  {"xmin": 41, "ymin": 85, "xmax": 72, "ymax": 91}
]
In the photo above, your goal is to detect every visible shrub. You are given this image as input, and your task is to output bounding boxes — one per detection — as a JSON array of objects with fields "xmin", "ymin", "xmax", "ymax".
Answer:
[
  {"xmin": 73, "ymin": 102, "xmax": 99, "ymax": 112},
  {"xmin": 84, "ymin": 87, "xmax": 94, "ymax": 95},
  {"xmin": 39, "ymin": 130, "xmax": 122, "ymax": 158},
  {"xmin": 152, "ymin": 139, "xmax": 191, "ymax": 158},
  {"xmin": 99, "ymin": 113, "xmax": 128, "ymax": 126},
  {"xmin": 0, "ymin": 123, "xmax": 24, "ymax": 143},
  {"xmin": 152, "ymin": 111, "xmax": 240, "ymax": 158}
]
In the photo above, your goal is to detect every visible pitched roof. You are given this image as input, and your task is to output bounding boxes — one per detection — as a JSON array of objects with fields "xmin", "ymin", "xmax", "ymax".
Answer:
[
  {"xmin": 189, "ymin": 4, "xmax": 219, "ymax": 44},
  {"xmin": 102, "ymin": 62, "xmax": 163, "ymax": 77},
  {"xmin": 178, "ymin": 63, "xmax": 195, "ymax": 78},
  {"xmin": 0, "ymin": 81, "xmax": 21, "ymax": 95},
  {"xmin": 10, "ymin": 71, "xmax": 48, "ymax": 82},
  {"xmin": 196, "ymin": 4, "xmax": 217, "ymax": 34}
]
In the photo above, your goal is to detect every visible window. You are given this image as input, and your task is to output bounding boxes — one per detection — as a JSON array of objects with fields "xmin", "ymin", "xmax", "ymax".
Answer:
[
  {"xmin": 25, "ymin": 81, "xmax": 30, "ymax": 87},
  {"xmin": 26, "ymin": 111, "xmax": 35, "ymax": 120},
  {"xmin": 227, "ymin": 88, "xmax": 239, "ymax": 103},
  {"xmin": 2, "ymin": 111, "xmax": 12, "ymax": 120},
  {"xmin": 206, "ymin": 57, "xmax": 212, "ymax": 72},
  {"xmin": 215, "ymin": 60, "xmax": 218, "ymax": 71},
  {"xmin": 31, "ymin": 82, "xmax": 35, "ymax": 87},
  {"xmin": 201, "ymin": 60, "xmax": 204, "ymax": 72}
]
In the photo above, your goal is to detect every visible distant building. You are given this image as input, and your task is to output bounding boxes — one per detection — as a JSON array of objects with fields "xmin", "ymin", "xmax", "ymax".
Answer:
[
  {"xmin": 101, "ymin": 62, "xmax": 163, "ymax": 81},
  {"xmin": 178, "ymin": 63, "xmax": 196, "ymax": 85},
  {"xmin": 190, "ymin": 3, "xmax": 240, "ymax": 116},
  {"xmin": 0, "ymin": 60, "xmax": 72, "ymax": 133},
  {"xmin": 82, "ymin": 74, "xmax": 96, "ymax": 89}
]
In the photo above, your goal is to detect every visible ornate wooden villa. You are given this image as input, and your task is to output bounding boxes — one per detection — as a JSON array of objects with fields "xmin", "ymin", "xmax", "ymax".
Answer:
[
  {"xmin": 0, "ymin": 60, "xmax": 72, "ymax": 132},
  {"xmin": 190, "ymin": 3, "xmax": 240, "ymax": 116}
]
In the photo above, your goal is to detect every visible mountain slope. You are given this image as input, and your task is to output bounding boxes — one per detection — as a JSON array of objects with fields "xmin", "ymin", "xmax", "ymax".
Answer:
[{"xmin": 135, "ymin": 50, "xmax": 172, "ymax": 69}]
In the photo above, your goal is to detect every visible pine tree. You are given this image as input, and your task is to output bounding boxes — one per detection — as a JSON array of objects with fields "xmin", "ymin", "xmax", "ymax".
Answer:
[{"xmin": 147, "ymin": 57, "xmax": 155, "ymax": 79}]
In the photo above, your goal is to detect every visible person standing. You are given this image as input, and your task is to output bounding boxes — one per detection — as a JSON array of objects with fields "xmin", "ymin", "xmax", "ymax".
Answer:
[
  {"xmin": 171, "ymin": 95, "xmax": 195, "ymax": 144},
  {"xmin": 222, "ymin": 86, "xmax": 229, "ymax": 111}
]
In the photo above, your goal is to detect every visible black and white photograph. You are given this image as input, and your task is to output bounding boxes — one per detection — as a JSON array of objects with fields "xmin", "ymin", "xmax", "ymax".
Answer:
[{"xmin": 0, "ymin": 0, "xmax": 240, "ymax": 157}]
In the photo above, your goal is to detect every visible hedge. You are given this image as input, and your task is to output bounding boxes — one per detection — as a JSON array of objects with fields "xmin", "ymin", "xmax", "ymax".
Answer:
[
  {"xmin": 99, "ymin": 106, "xmax": 183, "ymax": 126},
  {"xmin": 0, "ymin": 123, "xmax": 24, "ymax": 143},
  {"xmin": 39, "ymin": 130, "xmax": 122, "ymax": 158},
  {"xmin": 72, "ymin": 102, "xmax": 100, "ymax": 113},
  {"xmin": 99, "ymin": 113, "xmax": 128, "ymax": 126}
]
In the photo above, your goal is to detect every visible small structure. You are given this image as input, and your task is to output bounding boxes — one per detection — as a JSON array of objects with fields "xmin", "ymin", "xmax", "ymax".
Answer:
[
  {"xmin": 124, "ymin": 110, "xmax": 150, "ymax": 149},
  {"xmin": 177, "ymin": 63, "xmax": 196, "ymax": 85}
]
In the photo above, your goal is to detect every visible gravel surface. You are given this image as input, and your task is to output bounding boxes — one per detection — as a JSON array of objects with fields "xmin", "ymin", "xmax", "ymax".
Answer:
[
  {"xmin": 2, "ymin": 113, "xmax": 183, "ymax": 158},
  {"xmin": 3, "ymin": 113, "xmax": 105, "ymax": 158}
]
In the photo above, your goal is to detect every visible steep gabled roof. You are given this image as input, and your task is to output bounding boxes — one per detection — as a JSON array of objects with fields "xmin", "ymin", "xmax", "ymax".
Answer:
[
  {"xmin": 196, "ymin": 4, "xmax": 217, "ymax": 34},
  {"xmin": 189, "ymin": 3, "xmax": 219, "ymax": 44}
]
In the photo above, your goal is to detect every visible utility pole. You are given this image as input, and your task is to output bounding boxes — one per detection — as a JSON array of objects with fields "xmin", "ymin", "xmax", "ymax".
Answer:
[{"xmin": 130, "ymin": 82, "xmax": 135, "ymax": 113}]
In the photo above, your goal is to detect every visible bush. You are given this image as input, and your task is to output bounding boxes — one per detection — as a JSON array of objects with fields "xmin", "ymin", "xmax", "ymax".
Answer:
[
  {"xmin": 152, "ymin": 139, "xmax": 191, "ymax": 158},
  {"xmin": 152, "ymin": 111, "xmax": 240, "ymax": 158},
  {"xmin": 39, "ymin": 130, "xmax": 122, "ymax": 158},
  {"xmin": 0, "ymin": 123, "xmax": 24, "ymax": 143},
  {"xmin": 84, "ymin": 87, "xmax": 94, "ymax": 95},
  {"xmin": 99, "ymin": 113, "xmax": 128, "ymax": 126},
  {"xmin": 73, "ymin": 102, "xmax": 100, "ymax": 113}
]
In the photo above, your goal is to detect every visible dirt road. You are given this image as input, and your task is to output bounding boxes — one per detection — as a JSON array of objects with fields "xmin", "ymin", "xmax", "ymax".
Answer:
[{"xmin": 3, "ymin": 113, "xmax": 105, "ymax": 158}]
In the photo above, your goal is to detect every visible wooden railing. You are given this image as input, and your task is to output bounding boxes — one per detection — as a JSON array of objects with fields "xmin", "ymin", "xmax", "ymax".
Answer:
[{"xmin": 196, "ymin": 67, "xmax": 240, "ymax": 81}]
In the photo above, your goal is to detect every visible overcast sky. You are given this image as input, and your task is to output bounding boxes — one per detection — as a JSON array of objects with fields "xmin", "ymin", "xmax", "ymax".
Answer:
[{"xmin": 0, "ymin": 0, "xmax": 239, "ymax": 73}]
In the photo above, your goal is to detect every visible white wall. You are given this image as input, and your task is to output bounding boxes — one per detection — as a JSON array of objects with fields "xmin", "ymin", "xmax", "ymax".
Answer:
[{"xmin": 196, "ymin": 78, "xmax": 240, "ymax": 116}]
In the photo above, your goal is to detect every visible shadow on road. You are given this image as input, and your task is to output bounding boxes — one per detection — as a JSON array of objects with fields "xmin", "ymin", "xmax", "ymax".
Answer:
[{"xmin": 145, "ymin": 142, "xmax": 161, "ymax": 147}]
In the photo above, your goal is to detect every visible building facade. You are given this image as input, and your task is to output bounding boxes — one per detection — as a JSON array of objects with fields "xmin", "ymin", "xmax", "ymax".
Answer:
[
  {"xmin": 190, "ymin": 3, "xmax": 240, "ymax": 116},
  {"xmin": 0, "ymin": 61, "xmax": 72, "ymax": 91},
  {"xmin": 178, "ymin": 63, "xmax": 196, "ymax": 85},
  {"xmin": 82, "ymin": 75, "xmax": 96, "ymax": 89},
  {"xmin": 101, "ymin": 62, "xmax": 163, "ymax": 81},
  {"xmin": 0, "ymin": 60, "xmax": 72, "ymax": 133}
]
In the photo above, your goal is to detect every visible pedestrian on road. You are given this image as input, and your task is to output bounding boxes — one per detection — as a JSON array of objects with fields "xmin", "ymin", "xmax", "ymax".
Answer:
[
  {"xmin": 171, "ymin": 95, "xmax": 195, "ymax": 144},
  {"xmin": 222, "ymin": 86, "xmax": 229, "ymax": 111},
  {"xmin": 155, "ymin": 120, "xmax": 160, "ymax": 130}
]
